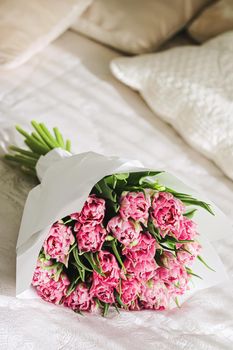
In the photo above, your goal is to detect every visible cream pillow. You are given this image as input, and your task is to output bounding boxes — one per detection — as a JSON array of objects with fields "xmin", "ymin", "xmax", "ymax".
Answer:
[
  {"xmin": 188, "ymin": 0, "xmax": 233, "ymax": 42},
  {"xmin": 0, "ymin": 0, "xmax": 92, "ymax": 70},
  {"xmin": 71, "ymin": 0, "xmax": 210, "ymax": 54},
  {"xmin": 110, "ymin": 32, "xmax": 233, "ymax": 180}
]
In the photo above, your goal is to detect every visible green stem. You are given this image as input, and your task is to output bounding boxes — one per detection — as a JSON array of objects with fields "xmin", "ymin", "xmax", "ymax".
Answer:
[
  {"xmin": 31, "ymin": 132, "xmax": 45, "ymax": 145},
  {"xmin": 9, "ymin": 146, "xmax": 40, "ymax": 159},
  {"xmin": 31, "ymin": 121, "xmax": 57, "ymax": 149},
  {"xmin": 15, "ymin": 125, "xmax": 31, "ymax": 139},
  {"xmin": 25, "ymin": 138, "xmax": 49, "ymax": 155},
  {"xmin": 73, "ymin": 248, "xmax": 92, "ymax": 272},
  {"xmin": 72, "ymin": 261, "xmax": 85, "ymax": 282},
  {"xmin": 111, "ymin": 240, "xmax": 126, "ymax": 272},
  {"xmin": 21, "ymin": 167, "xmax": 37, "ymax": 177},
  {"xmin": 53, "ymin": 127, "xmax": 65, "ymax": 148},
  {"xmin": 175, "ymin": 297, "xmax": 180, "ymax": 308},
  {"xmin": 66, "ymin": 139, "xmax": 71, "ymax": 152},
  {"xmin": 5, "ymin": 154, "xmax": 37, "ymax": 169},
  {"xmin": 84, "ymin": 253, "xmax": 104, "ymax": 275},
  {"xmin": 186, "ymin": 267, "xmax": 202, "ymax": 279},
  {"xmin": 103, "ymin": 303, "xmax": 110, "ymax": 317},
  {"xmin": 115, "ymin": 291, "xmax": 127, "ymax": 308},
  {"xmin": 14, "ymin": 154, "xmax": 37, "ymax": 165},
  {"xmin": 40, "ymin": 123, "xmax": 59, "ymax": 148},
  {"xmin": 5, "ymin": 121, "xmax": 72, "ymax": 178},
  {"xmin": 197, "ymin": 255, "xmax": 215, "ymax": 272}
]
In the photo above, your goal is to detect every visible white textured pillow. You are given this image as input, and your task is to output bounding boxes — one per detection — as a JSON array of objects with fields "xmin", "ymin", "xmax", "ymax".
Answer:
[
  {"xmin": 0, "ymin": 0, "xmax": 92, "ymax": 70},
  {"xmin": 111, "ymin": 31, "xmax": 233, "ymax": 180},
  {"xmin": 71, "ymin": 0, "xmax": 210, "ymax": 54}
]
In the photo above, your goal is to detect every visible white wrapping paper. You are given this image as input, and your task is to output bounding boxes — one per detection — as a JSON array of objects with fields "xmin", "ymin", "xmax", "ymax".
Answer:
[{"xmin": 16, "ymin": 150, "xmax": 232, "ymax": 305}]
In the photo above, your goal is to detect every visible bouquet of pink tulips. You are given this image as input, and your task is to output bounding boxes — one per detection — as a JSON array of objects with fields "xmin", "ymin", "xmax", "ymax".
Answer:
[{"xmin": 6, "ymin": 121, "xmax": 228, "ymax": 316}]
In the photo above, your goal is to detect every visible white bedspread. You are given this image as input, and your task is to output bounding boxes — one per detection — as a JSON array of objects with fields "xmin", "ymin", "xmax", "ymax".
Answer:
[{"xmin": 0, "ymin": 31, "xmax": 233, "ymax": 350}]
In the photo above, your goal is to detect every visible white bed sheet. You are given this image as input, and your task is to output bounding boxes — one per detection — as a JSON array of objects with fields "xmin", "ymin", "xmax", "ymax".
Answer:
[{"xmin": 0, "ymin": 31, "xmax": 233, "ymax": 350}]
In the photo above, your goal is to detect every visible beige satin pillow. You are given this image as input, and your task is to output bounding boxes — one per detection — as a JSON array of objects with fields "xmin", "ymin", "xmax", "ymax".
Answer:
[
  {"xmin": 71, "ymin": 0, "xmax": 210, "ymax": 54},
  {"xmin": 0, "ymin": 0, "xmax": 92, "ymax": 70},
  {"xmin": 188, "ymin": 0, "xmax": 233, "ymax": 42}
]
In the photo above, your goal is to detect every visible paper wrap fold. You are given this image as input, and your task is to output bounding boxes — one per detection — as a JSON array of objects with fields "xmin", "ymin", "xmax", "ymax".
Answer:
[{"xmin": 16, "ymin": 149, "xmax": 232, "ymax": 304}]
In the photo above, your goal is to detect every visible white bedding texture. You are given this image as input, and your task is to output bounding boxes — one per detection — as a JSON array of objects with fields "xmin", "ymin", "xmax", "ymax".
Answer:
[
  {"xmin": 0, "ymin": 31, "xmax": 233, "ymax": 350},
  {"xmin": 0, "ymin": 0, "xmax": 92, "ymax": 70}
]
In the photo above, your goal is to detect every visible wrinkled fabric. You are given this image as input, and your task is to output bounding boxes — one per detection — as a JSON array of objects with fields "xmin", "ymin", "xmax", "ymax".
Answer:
[{"xmin": 0, "ymin": 31, "xmax": 233, "ymax": 349}]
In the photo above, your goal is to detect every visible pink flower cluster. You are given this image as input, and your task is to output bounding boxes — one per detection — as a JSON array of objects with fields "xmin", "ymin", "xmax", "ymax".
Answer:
[
  {"xmin": 120, "ymin": 191, "xmax": 151, "ymax": 224},
  {"xmin": 73, "ymin": 195, "xmax": 107, "ymax": 252},
  {"xmin": 90, "ymin": 251, "xmax": 120, "ymax": 304},
  {"xmin": 151, "ymin": 192, "xmax": 185, "ymax": 238},
  {"xmin": 32, "ymin": 188, "xmax": 202, "ymax": 314},
  {"xmin": 32, "ymin": 258, "xmax": 70, "ymax": 305},
  {"xmin": 32, "ymin": 258, "xmax": 95, "ymax": 310},
  {"xmin": 64, "ymin": 283, "xmax": 95, "ymax": 312},
  {"xmin": 43, "ymin": 223, "xmax": 75, "ymax": 266}
]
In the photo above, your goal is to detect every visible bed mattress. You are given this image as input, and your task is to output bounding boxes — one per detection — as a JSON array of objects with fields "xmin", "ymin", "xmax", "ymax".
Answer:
[{"xmin": 0, "ymin": 30, "xmax": 233, "ymax": 350}]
